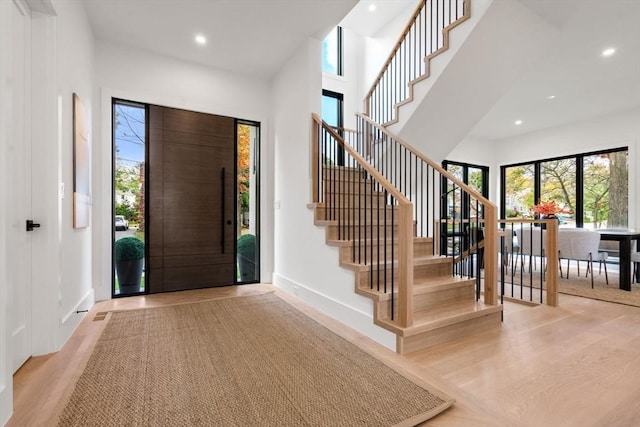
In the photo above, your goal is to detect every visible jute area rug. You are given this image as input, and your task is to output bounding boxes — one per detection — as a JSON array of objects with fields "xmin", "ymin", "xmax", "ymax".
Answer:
[{"xmin": 56, "ymin": 293, "xmax": 453, "ymax": 426}]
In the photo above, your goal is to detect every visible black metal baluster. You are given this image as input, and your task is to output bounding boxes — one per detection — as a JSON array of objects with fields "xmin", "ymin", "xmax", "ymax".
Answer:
[
  {"xmin": 391, "ymin": 196, "xmax": 395, "ymax": 320},
  {"xmin": 384, "ymin": 190, "xmax": 388, "ymax": 293}
]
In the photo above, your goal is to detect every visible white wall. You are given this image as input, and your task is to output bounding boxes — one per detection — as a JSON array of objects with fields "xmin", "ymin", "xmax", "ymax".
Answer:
[
  {"xmin": 362, "ymin": 3, "xmax": 417, "ymax": 95},
  {"xmin": 1, "ymin": 0, "xmax": 95, "ymax": 422},
  {"xmin": 45, "ymin": 0, "xmax": 96, "ymax": 353},
  {"xmin": 0, "ymin": 2, "xmax": 13, "ymax": 422},
  {"xmin": 93, "ymin": 41, "xmax": 272, "ymax": 301},
  {"xmin": 271, "ymin": 38, "xmax": 396, "ymax": 350}
]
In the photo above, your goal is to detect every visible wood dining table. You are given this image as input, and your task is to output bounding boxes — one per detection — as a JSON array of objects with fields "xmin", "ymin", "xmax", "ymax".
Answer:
[{"xmin": 597, "ymin": 229, "xmax": 640, "ymax": 291}]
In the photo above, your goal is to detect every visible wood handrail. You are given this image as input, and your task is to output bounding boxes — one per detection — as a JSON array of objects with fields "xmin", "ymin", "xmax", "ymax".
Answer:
[
  {"xmin": 363, "ymin": 0, "xmax": 426, "ymax": 109},
  {"xmin": 312, "ymin": 114, "xmax": 410, "ymax": 206},
  {"xmin": 363, "ymin": 0, "xmax": 471, "ymax": 119},
  {"xmin": 356, "ymin": 113, "xmax": 495, "ymax": 210},
  {"xmin": 312, "ymin": 113, "xmax": 415, "ymax": 326}
]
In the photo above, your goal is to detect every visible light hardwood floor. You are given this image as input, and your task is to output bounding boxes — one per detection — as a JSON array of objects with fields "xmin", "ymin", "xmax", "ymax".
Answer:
[{"xmin": 7, "ymin": 284, "xmax": 640, "ymax": 426}]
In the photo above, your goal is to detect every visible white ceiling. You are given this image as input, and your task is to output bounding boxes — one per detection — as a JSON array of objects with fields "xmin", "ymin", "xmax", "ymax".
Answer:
[
  {"xmin": 82, "ymin": 0, "xmax": 358, "ymax": 79},
  {"xmin": 83, "ymin": 0, "xmax": 640, "ymax": 141},
  {"xmin": 469, "ymin": 0, "xmax": 640, "ymax": 141}
]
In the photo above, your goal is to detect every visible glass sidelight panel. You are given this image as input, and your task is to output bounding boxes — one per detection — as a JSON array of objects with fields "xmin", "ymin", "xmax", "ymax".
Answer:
[
  {"xmin": 113, "ymin": 100, "xmax": 146, "ymax": 296},
  {"xmin": 236, "ymin": 121, "xmax": 260, "ymax": 283}
]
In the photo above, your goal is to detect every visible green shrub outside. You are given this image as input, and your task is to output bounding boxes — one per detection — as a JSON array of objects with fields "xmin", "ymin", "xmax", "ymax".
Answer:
[
  {"xmin": 115, "ymin": 237, "xmax": 145, "ymax": 261},
  {"xmin": 237, "ymin": 234, "xmax": 255, "ymax": 257}
]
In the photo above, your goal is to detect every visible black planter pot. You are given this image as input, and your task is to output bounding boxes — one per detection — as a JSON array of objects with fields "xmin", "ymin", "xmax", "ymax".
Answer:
[
  {"xmin": 116, "ymin": 258, "xmax": 144, "ymax": 294},
  {"xmin": 237, "ymin": 254, "xmax": 255, "ymax": 281}
]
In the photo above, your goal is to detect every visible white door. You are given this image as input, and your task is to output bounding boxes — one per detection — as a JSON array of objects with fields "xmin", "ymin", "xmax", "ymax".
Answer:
[{"xmin": 8, "ymin": 0, "xmax": 33, "ymax": 373}]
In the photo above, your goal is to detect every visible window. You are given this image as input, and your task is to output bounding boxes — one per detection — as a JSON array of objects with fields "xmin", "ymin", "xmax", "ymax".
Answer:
[
  {"xmin": 322, "ymin": 26, "xmax": 343, "ymax": 76},
  {"xmin": 321, "ymin": 89, "xmax": 344, "ymax": 166},
  {"xmin": 112, "ymin": 99, "xmax": 147, "ymax": 296},
  {"xmin": 236, "ymin": 121, "xmax": 261, "ymax": 283},
  {"xmin": 501, "ymin": 148, "xmax": 628, "ymax": 229}
]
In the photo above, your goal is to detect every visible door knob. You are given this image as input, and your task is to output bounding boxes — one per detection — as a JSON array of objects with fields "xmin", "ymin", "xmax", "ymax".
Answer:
[{"xmin": 26, "ymin": 220, "xmax": 41, "ymax": 231}]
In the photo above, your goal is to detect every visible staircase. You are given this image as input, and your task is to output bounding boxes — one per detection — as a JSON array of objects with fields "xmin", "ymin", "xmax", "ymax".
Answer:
[{"xmin": 310, "ymin": 116, "xmax": 502, "ymax": 354}]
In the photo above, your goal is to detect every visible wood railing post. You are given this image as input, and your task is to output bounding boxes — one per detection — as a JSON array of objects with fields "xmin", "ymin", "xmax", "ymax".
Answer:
[
  {"xmin": 397, "ymin": 203, "xmax": 414, "ymax": 328},
  {"xmin": 545, "ymin": 219, "xmax": 559, "ymax": 306},
  {"xmin": 483, "ymin": 209, "xmax": 497, "ymax": 305},
  {"xmin": 311, "ymin": 117, "xmax": 319, "ymax": 203}
]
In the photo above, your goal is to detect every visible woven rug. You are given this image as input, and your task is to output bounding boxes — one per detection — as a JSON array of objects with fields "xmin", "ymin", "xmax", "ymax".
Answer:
[{"xmin": 56, "ymin": 293, "xmax": 453, "ymax": 426}]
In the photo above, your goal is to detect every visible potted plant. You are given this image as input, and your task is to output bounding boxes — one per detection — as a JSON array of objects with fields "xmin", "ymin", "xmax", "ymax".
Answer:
[
  {"xmin": 115, "ymin": 237, "xmax": 145, "ymax": 294},
  {"xmin": 237, "ymin": 233, "xmax": 256, "ymax": 281}
]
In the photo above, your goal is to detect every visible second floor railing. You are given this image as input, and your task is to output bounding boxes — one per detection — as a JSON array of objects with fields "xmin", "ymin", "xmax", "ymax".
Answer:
[{"xmin": 364, "ymin": 0, "xmax": 470, "ymax": 125}]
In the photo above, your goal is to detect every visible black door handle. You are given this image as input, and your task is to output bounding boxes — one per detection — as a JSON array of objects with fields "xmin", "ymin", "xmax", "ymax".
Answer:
[{"xmin": 26, "ymin": 220, "xmax": 41, "ymax": 231}]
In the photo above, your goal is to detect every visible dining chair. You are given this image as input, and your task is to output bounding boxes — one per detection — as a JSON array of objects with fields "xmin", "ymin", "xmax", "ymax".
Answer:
[
  {"xmin": 632, "ymin": 251, "xmax": 640, "ymax": 284},
  {"xmin": 515, "ymin": 226, "xmax": 546, "ymax": 274},
  {"xmin": 557, "ymin": 229, "xmax": 608, "ymax": 288}
]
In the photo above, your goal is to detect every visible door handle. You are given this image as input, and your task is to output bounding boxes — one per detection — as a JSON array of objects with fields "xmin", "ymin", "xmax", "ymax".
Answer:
[
  {"xmin": 221, "ymin": 167, "xmax": 225, "ymax": 253},
  {"xmin": 26, "ymin": 220, "xmax": 41, "ymax": 231}
]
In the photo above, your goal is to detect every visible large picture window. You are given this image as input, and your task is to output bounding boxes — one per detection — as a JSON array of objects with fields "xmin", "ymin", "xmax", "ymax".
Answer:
[{"xmin": 501, "ymin": 148, "xmax": 628, "ymax": 229}]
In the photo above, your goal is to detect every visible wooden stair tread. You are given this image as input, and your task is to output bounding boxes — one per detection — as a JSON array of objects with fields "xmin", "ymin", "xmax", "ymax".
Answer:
[
  {"xmin": 340, "ymin": 254, "xmax": 449, "ymax": 271},
  {"xmin": 413, "ymin": 276, "xmax": 476, "ymax": 292},
  {"xmin": 326, "ymin": 236, "xmax": 431, "ymax": 247},
  {"xmin": 356, "ymin": 275, "xmax": 474, "ymax": 301},
  {"xmin": 376, "ymin": 300, "xmax": 502, "ymax": 337},
  {"xmin": 315, "ymin": 219, "xmax": 406, "ymax": 227}
]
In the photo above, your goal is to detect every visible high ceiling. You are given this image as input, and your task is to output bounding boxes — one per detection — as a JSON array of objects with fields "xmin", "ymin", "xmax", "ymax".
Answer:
[
  {"xmin": 83, "ymin": 0, "xmax": 640, "ymax": 141},
  {"xmin": 82, "ymin": 0, "xmax": 358, "ymax": 79},
  {"xmin": 469, "ymin": 0, "xmax": 640, "ymax": 141}
]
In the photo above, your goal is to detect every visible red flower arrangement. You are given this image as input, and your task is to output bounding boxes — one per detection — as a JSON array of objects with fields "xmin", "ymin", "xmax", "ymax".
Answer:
[{"xmin": 531, "ymin": 200, "xmax": 560, "ymax": 216}]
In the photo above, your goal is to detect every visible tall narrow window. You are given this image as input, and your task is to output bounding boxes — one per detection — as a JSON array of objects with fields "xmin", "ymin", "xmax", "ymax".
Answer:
[
  {"xmin": 113, "ymin": 100, "xmax": 146, "ymax": 296},
  {"xmin": 321, "ymin": 89, "xmax": 344, "ymax": 166},
  {"xmin": 322, "ymin": 26, "xmax": 343, "ymax": 76},
  {"xmin": 236, "ymin": 121, "xmax": 260, "ymax": 284}
]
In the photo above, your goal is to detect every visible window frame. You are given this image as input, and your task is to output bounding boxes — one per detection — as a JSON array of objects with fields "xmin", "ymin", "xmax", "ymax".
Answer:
[{"xmin": 500, "ymin": 146, "xmax": 629, "ymax": 228}]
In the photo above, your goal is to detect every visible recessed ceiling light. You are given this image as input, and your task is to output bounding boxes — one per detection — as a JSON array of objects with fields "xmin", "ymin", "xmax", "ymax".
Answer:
[
  {"xmin": 368, "ymin": 3, "xmax": 377, "ymax": 12},
  {"xmin": 545, "ymin": 95, "xmax": 556, "ymax": 100},
  {"xmin": 515, "ymin": 120, "xmax": 523, "ymax": 125},
  {"xmin": 602, "ymin": 47, "xmax": 616, "ymax": 57},
  {"xmin": 195, "ymin": 34, "xmax": 207, "ymax": 45}
]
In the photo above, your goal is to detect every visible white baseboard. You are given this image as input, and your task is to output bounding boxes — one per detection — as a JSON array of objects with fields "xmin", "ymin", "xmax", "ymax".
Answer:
[
  {"xmin": 273, "ymin": 273, "xmax": 396, "ymax": 351},
  {"xmin": 59, "ymin": 288, "xmax": 95, "ymax": 350}
]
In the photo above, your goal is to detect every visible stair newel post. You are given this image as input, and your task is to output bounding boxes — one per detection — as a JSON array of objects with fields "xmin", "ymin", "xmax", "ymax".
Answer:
[
  {"xmin": 545, "ymin": 219, "xmax": 559, "ymax": 307},
  {"xmin": 397, "ymin": 202, "xmax": 414, "ymax": 328},
  {"xmin": 483, "ymin": 206, "xmax": 498, "ymax": 306}
]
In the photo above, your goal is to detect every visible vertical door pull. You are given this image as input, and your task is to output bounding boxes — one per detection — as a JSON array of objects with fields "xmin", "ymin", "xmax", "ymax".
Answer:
[{"xmin": 221, "ymin": 168, "xmax": 225, "ymax": 253}]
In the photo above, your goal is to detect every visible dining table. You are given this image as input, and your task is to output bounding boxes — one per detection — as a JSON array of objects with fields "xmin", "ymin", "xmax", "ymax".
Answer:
[{"xmin": 597, "ymin": 229, "xmax": 640, "ymax": 291}]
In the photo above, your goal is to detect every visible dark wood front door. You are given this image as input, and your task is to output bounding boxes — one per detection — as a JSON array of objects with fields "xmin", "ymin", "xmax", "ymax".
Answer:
[{"xmin": 148, "ymin": 105, "xmax": 235, "ymax": 292}]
